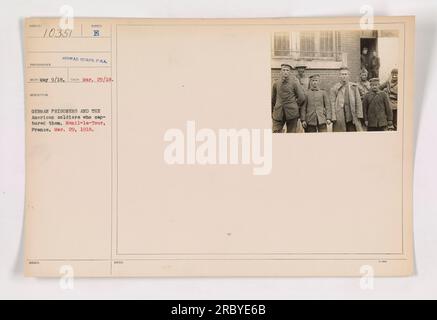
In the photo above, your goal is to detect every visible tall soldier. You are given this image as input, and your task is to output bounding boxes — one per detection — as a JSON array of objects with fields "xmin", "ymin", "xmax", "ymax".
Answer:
[
  {"xmin": 357, "ymin": 68, "xmax": 371, "ymax": 100},
  {"xmin": 271, "ymin": 63, "xmax": 306, "ymax": 133},
  {"xmin": 295, "ymin": 63, "xmax": 310, "ymax": 91},
  {"xmin": 330, "ymin": 67, "xmax": 364, "ymax": 132}
]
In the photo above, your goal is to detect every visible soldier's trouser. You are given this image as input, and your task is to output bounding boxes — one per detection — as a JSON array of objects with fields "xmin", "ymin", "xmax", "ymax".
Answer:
[
  {"xmin": 306, "ymin": 123, "xmax": 327, "ymax": 133},
  {"xmin": 393, "ymin": 109, "xmax": 398, "ymax": 130},
  {"xmin": 346, "ymin": 121, "xmax": 356, "ymax": 132},
  {"xmin": 360, "ymin": 118, "xmax": 367, "ymax": 131},
  {"xmin": 272, "ymin": 117, "xmax": 298, "ymax": 133}
]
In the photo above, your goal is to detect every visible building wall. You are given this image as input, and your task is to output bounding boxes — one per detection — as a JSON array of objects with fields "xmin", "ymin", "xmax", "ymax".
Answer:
[
  {"xmin": 271, "ymin": 31, "xmax": 363, "ymax": 91},
  {"xmin": 339, "ymin": 31, "xmax": 362, "ymax": 82},
  {"xmin": 271, "ymin": 68, "xmax": 341, "ymax": 92}
]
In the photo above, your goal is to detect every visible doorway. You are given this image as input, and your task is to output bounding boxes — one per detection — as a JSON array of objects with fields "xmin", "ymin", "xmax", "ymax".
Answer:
[
  {"xmin": 360, "ymin": 37, "xmax": 378, "ymax": 56},
  {"xmin": 360, "ymin": 37, "xmax": 378, "ymax": 77}
]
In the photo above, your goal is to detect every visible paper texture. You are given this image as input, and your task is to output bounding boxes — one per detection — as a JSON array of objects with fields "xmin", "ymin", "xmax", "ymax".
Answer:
[{"xmin": 24, "ymin": 16, "xmax": 415, "ymax": 277}]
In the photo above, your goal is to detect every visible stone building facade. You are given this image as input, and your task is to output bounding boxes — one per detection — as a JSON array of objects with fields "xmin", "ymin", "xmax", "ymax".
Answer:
[{"xmin": 271, "ymin": 30, "xmax": 399, "ymax": 91}]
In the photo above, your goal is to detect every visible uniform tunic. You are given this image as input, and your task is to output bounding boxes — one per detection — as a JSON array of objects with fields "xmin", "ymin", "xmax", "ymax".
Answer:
[
  {"xmin": 300, "ymin": 88, "xmax": 332, "ymax": 126},
  {"xmin": 271, "ymin": 78, "xmax": 306, "ymax": 121},
  {"xmin": 363, "ymin": 90, "xmax": 393, "ymax": 128}
]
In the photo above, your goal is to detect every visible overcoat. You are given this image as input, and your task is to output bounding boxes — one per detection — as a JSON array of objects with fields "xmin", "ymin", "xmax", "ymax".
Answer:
[
  {"xmin": 363, "ymin": 90, "xmax": 393, "ymax": 128},
  {"xmin": 272, "ymin": 78, "xmax": 306, "ymax": 121},
  {"xmin": 300, "ymin": 88, "xmax": 332, "ymax": 126}
]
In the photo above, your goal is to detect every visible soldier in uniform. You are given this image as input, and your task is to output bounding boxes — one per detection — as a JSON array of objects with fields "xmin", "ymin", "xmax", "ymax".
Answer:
[
  {"xmin": 360, "ymin": 47, "xmax": 370, "ymax": 75},
  {"xmin": 330, "ymin": 67, "xmax": 364, "ymax": 132},
  {"xmin": 380, "ymin": 68, "xmax": 398, "ymax": 130},
  {"xmin": 357, "ymin": 68, "xmax": 371, "ymax": 131},
  {"xmin": 300, "ymin": 74, "xmax": 332, "ymax": 133},
  {"xmin": 295, "ymin": 63, "xmax": 310, "ymax": 91},
  {"xmin": 357, "ymin": 68, "xmax": 371, "ymax": 100},
  {"xmin": 271, "ymin": 63, "xmax": 306, "ymax": 133},
  {"xmin": 369, "ymin": 50, "xmax": 381, "ymax": 79},
  {"xmin": 363, "ymin": 78, "xmax": 394, "ymax": 131}
]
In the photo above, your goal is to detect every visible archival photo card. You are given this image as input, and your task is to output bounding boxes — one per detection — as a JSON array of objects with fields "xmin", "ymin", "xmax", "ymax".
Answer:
[{"xmin": 24, "ymin": 16, "xmax": 414, "ymax": 277}]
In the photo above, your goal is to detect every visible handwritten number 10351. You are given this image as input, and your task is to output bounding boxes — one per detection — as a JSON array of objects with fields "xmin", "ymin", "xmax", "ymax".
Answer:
[{"xmin": 43, "ymin": 28, "xmax": 72, "ymax": 38}]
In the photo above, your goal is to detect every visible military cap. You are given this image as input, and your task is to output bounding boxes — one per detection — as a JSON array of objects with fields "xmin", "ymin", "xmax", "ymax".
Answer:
[
  {"xmin": 309, "ymin": 74, "xmax": 320, "ymax": 79},
  {"xmin": 391, "ymin": 68, "xmax": 398, "ymax": 74},
  {"xmin": 280, "ymin": 63, "xmax": 293, "ymax": 70},
  {"xmin": 369, "ymin": 78, "xmax": 380, "ymax": 83}
]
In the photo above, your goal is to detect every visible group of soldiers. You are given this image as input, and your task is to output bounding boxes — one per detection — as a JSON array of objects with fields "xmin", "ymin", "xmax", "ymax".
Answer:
[{"xmin": 271, "ymin": 63, "xmax": 399, "ymax": 133}]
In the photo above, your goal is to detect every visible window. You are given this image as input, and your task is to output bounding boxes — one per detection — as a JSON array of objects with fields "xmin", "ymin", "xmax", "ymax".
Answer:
[
  {"xmin": 300, "ymin": 32, "xmax": 316, "ymax": 57},
  {"xmin": 273, "ymin": 31, "xmax": 341, "ymax": 60},
  {"xmin": 320, "ymin": 31, "xmax": 334, "ymax": 57},
  {"xmin": 273, "ymin": 32, "xmax": 290, "ymax": 56},
  {"xmin": 335, "ymin": 31, "xmax": 342, "ymax": 53}
]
